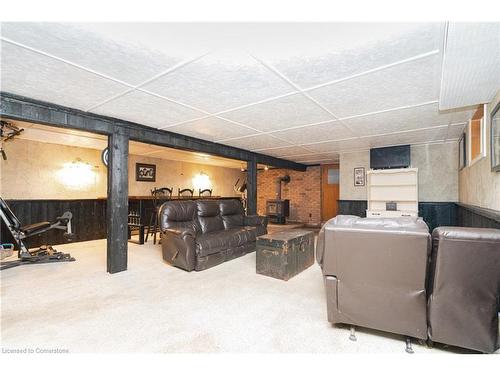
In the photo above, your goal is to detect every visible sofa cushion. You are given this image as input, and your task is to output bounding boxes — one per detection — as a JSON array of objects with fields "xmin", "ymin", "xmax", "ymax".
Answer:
[
  {"xmin": 159, "ymin": 200, "xmax": 200, "ymax": 234},
  {"xmin": 220, "ymin": 199, "xmax": 244, "ymax": 215},
  {"xmin": 196, "ymin": 227, "xmax": 257, "ymax": 256},
  {"xmin": 197, "ymin": 200, "xmax": 224, "ymax": 234},
  {"xmin": 220, "ymin": 200, "xmax": 244, "ymax": 229}
]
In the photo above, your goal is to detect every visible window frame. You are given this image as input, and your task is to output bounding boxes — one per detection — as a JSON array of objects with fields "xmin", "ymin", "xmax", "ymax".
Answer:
[
  {"xmin": 491, "ymin": 101, "xmax": 500, "ymax": 172},
  {"xmin": 468, "ymin": 104, "xmax": 487, "ymax": 167}
]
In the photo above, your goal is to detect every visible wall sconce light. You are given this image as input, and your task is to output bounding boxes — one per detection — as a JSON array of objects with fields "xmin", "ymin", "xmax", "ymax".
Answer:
[
  {"xmin": 264, "ymin": 165, "xmax": 269, "ymax": 171},
  {"xmin": 240, "ymin": 164, "xmax": 246, "ymax": 172},
  {"xmin": 192, "ymin": 172, "xmax": 211, "ymax": 190},
  {"xmin": 57, "ymin": 158, "xmax": 96, "ymax": 190}
]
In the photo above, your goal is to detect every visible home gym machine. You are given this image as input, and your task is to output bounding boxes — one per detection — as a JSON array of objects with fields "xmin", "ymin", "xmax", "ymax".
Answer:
[{"xmin": 0, "ymin": 197, "xmax": 76, "ymax": 270}]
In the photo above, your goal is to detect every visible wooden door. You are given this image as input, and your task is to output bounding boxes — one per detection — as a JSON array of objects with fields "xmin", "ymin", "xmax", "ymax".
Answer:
[{"xmin": 321, "ymin": 164, "xmax": 339, "ymax": 222}]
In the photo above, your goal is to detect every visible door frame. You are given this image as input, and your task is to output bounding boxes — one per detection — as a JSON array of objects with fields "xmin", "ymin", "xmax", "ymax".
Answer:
[{"xmin": 321, "ymin": 163, "xmax": 339, "ymax": 222}]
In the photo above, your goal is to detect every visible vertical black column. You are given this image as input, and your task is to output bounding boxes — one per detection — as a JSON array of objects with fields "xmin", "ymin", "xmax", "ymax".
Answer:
[
  {"xmin": 107, "ymin": 127, "xmax": 129, "ymax": 273},
  {"xmin": 247, "ymin": 157, "xmax": 257, "ymax": 215}
]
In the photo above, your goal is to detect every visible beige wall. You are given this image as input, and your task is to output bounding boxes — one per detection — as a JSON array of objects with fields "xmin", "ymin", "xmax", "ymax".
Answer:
[
  {"xmin": 340, "ymin": 142, "xmax": 459, "ymax": 202},
  {"xmin": 128, "ymin": 154, "xmax": 244, "ymax": 198},
  {"xmin": 1, "ymin": 138, "xmax": 244, "ymax": 199},
  {"xmin": 1, "ymin": 139, "xmax": 107, "ymax": 199},
  {"xmin": 339, "ymin": 150, "xmax": 370, "ymax": 200},
  {"xmin": 459, "ymin": 90, "xmax": 500, "ymax": 211}
]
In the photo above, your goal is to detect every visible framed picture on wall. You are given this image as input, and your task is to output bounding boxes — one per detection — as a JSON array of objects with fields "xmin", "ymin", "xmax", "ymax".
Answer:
[
  {"xmin": 459, "ymin": 132, "xmax": 467, "ymax": 170},
  {"xmin": 491, "ymin": 102, "xmax": 500, "ymax": 172},
  {"xmin": 136, "ymin": 163, "xmax": 156, "ymax": 182},
  {"xmin": 354, "ymin": 167, "xmax": 365, "ymax": 186}
]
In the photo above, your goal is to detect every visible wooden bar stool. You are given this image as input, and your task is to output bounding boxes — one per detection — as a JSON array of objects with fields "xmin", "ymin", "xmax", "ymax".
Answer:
[{"xmin": 145, "ymin": 187, "xmax": 172, "ymax": 244}]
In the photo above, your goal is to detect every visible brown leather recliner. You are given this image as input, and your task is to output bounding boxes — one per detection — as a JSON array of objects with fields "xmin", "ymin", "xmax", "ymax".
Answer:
[
  {"xmin": 316, "ymin": 215, "xmax": 431, "ymax": 340},
  {"xmin": 159, "ymin": 199, "xmax": 267, "ymax": 271},
  {"xmin": 427, "ymin": 227, "xmax": 500, "ymax": 353}
]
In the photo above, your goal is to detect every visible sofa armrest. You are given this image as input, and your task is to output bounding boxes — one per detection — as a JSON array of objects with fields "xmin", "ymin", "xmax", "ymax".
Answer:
[
  {"xmin": 161, "ymin": 227, "xmax": 197, "ymax": 271},
  {"xmin": 164, "ymin": 227, "xmax": 196, "ymax": 238},
  {"xmin": 244, "ymin": 215, "xmax": 268, "ymax": 228}
]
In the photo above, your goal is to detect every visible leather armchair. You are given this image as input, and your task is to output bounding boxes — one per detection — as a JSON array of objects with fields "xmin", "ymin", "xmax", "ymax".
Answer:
[
  {"xmin": 427, "ymin": 227, "xmax": 500, "ymax": 353},
  {"xmin": 317, "ymin": 215, "xmax": 431, "ymax": 340}
]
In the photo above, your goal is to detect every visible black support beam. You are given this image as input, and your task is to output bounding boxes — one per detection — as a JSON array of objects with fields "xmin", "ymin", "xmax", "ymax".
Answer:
[
  {"xmin": 246, "ymin": 157, "xmax": 257, "ymax": 215},
  {"xmin": 106, "ymin": 128, "xmax": 129, "ymax": 273},
  {"xmin": 0, "ymin": 92, "xmax": 307, "ymax": 171}
]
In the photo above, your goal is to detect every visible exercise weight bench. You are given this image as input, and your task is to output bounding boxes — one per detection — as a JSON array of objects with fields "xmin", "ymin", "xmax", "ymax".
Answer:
[{"xmin": 0, "ymin": 197, "xmax": 76, "ymax": 270}]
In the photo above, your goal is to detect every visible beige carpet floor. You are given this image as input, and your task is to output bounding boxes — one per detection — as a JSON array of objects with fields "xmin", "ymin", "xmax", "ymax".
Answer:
[{"xmin": 0, "ymin": 238, "xmax": 493, "ymax": 354}]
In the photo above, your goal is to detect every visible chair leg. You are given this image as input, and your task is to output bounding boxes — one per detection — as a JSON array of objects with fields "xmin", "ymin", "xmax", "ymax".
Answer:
[
  {"xmin": 349, "ymin": 326, "xmax": 357, "ymax": 341},
  {"xmin": 145, "ymin": 211, "xmax": 154, "ymax": 243},
  {"xmin": 152, "ymin": 213, "xmax": 158, "ymax": 245},
  {"xmin": 405, "ymin": 337, "xmax": 414, "ymax": 354}
]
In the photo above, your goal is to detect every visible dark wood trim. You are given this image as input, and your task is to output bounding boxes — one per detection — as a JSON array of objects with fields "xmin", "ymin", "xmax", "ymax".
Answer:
[
  {"xmin": 247, "ymin": 158, "xmax": 257, "ymax": 215},
  {"xmin": 0, "ymin": 92, "xmax": 307, "ymax": 171},
  {"xmin": 106, "ymin": 129, "xmax": 129, "ymax": 273},
  {"xmin": 456, "ymin": 203, "xmax": 500, "ymax": 229}
]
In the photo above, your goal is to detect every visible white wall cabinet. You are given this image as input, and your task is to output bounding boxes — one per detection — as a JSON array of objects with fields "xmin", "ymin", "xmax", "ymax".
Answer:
[{"xmin": 366, "ymin": 168, "xmax": 418, "ymax": 218}]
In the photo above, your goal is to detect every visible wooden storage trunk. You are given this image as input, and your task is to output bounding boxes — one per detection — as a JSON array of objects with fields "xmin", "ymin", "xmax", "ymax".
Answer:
[{"xmin": 256, "ymin": 230, "xmax": 315, "ymax": 281}]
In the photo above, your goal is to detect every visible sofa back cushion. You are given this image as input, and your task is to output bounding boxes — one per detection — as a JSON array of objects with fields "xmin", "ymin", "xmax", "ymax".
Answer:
[
  {"xmin": 220, "ymin": 199, "xmax": 244, "ymax": 229},
  {"xmin": 197, "ymin": 200, "xmax": 225, "ymax": 234},
  {"xmin": 159, "ymin": 200, "xmax": 200, "ymax": 234}
]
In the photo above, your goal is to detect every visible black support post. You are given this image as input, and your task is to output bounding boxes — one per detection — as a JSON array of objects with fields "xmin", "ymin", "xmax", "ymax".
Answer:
[
  {"xmin": 107, "ymin": 127, "xmax": 129, "ymax": 273},
  {"xmin": 247, "ymin": 158, "xmax": 257, "ymax": 215}
]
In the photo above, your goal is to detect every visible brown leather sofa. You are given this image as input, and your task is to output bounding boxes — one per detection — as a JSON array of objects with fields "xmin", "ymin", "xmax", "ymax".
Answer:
[
  {"xmin": 159, "ymin": 199, "xmax": 267, "ymax": 271},
  {"xmin": 427, "ymin": 227, "xmax": 500, "ymax": 353},
  {"xmin": 316, "ymin": 215, "xmax": 431, "ymax": 340}
]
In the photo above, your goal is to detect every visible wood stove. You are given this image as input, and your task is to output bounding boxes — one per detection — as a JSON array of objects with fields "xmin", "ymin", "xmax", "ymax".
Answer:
[
  {"xmin": 266, "ymin": 174, "xmax": 291, "ymax": 224},
  {"xmin": 266, "ymin": 199, "xmax": 290, "ymax": 224}
]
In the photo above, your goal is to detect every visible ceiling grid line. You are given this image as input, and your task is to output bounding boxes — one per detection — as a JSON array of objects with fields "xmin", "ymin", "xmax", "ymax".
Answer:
[
  {"xmin": 84, "ymin": 51, "xmax": 212, "ymax": 112},
  {"xmin": 249, "ymin": 54, "xmax": 359, "ymax": 138}
]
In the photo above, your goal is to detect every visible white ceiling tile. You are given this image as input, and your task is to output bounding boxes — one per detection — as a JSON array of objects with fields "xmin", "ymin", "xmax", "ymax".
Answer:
[
  {"xmin": 293, "ymin": 153, "xmax": 339, "ymax": 162},
  {"xmin": 366, "ymin": 127, "xmax": 449, "ymax": 148},
  {"xmin": 167, "ymin": 117, "xmax": 257, "ymax": 142},
  {"xmin": 142, "ymin": 51, "xmax": 296, "ymax": 113},
  {"xmin": 270, "ymin": 120, "xmax": 353, "ymax": 144},
  {"xmin": 256, "ymin": 145, "xmax": 311, "ymax": 157},
  {"xmin": 0, "ymin": 41, "xmax": 129, "ymax": 111},
  {"xmin": 255, "ymin": 23, "xmax": 444, "ymax": 88},
  {"xmin": 92, "ymin": 90, "xmax": 205, "ymax": 128},
  {"xmin": 440, "ymin": 22, "xmax": 500, "ymax": 110},
  {"xmin": 1, "ymin": 23, "xmax": 185, "ymax": 86},
  {"xmin": 342, "ymin": 103, "xmax": 472, "ymax": 137},
  {"xmin": 221, "ymin": 93, "xmax": 332, "ymax": 132},
  {"xmin": 220, "ymin": 134, "xmax": 291, "ymax": 150},
  {"xmin": 305, "ymin": 138, "xmax": 372, "ymax": 153},
  {"xmin": 308, "ymin": 53, "xmax": 442, "ymax": 118}
]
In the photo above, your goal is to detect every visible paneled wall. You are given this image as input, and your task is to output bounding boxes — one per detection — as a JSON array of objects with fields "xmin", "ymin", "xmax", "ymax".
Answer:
[
  {"xmin": 1, "ymin": 138, "xmax": 244, "ymax": 199},
  {"xmin": 459, "ymin": 90, "xmax": 500, "ymax": 211}
]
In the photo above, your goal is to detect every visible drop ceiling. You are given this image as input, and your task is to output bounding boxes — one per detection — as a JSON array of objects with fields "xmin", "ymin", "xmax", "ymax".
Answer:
[
  {"xmin": 8, "ymin": 120, "xmax": 249, "ymax": 169},
  {"xmin": 1, "ymin": 22, "xmax": 498, "ymax": 165}
]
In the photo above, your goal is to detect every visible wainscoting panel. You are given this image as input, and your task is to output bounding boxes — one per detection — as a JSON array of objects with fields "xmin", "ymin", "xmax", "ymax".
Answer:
[
  {"xmin": 337, "ymin": 200, "xmax": 500, "ymax": 231},
  {"xmin": 0, "ymin": 199, "xmax": 107, "ymax": 249},
  {"xmin": 456, "ymin": 203, "xmax": 500, "ymax": 229},
  {"xmin": 337, "ymin": 200, "xmax": 368, "ymax": 217},
  {"xmin": 418, "ymin": 202, "xmax": 457, "ymax": 232}
]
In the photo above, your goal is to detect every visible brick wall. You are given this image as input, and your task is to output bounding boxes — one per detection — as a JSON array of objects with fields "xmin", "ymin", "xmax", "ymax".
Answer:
[{"xmin": 257, "ymin": 166, "xmax": 321, "ymax": 226}]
